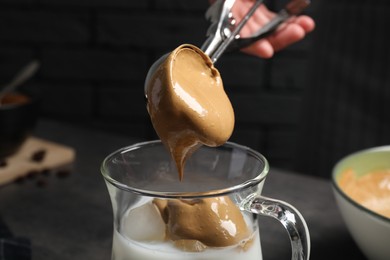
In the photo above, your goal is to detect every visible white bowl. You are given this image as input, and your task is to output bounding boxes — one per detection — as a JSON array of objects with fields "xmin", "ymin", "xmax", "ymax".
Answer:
[{"xmin": 332, "ymin": 146, "xmax": 390, "ymax": 260}]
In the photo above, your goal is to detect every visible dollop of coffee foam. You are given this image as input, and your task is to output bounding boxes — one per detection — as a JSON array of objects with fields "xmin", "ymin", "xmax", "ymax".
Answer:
[
  {"xmin": 146, "ymin": 44, "xmax": 234, "ymax": 180},
  {"xmin": 153, "ymin": 197, "xmax": 250, "ymax": 249},
  {"xmin": 145, "ymin": 45, "xmax": 248, "ymax": 252}
]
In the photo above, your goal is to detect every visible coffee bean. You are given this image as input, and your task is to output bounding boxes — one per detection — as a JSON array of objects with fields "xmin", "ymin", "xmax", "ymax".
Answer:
[
  {"xmin": 26, "ymin": 170, "xmax": 39, "ymax": 179},
  {"xmin": 0, "ymin": 159, "xmax": 7, "ymax": 168},
  {"xmin": 14, "ymin": 176, "xmax": 25, "ymax": 184},
  {"xmin": 31, "ymin": 149, "xmax": 46, "ymax": 162},
  {"xmin": 41, "ymin": 168, "xmax": 51, "ymax": 176},
  {"xmin": 56, "ymin": 170, "xmax": 71, "ymax": 178}
]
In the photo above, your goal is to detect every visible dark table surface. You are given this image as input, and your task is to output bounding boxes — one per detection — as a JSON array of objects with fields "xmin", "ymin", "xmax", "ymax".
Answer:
[{"xmin": 0, "ymin": 119, "xmax": 367, "ymax": 260}]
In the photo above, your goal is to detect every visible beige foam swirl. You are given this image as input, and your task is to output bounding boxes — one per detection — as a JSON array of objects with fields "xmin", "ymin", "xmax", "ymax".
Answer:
[
  {"xmin": 146, "ymin": 44, "xmax": 234, "ymax": 180},
  {"xmin": 153, "ymin": 197, "xmax": 250, "ymax": 248}
]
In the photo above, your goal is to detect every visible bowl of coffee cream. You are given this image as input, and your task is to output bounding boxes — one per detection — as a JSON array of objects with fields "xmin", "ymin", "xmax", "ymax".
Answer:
[
  {"xmin": 146, "ymin": 44, "xmax": 234, "ymax": 180},
  {"xmin": 332, "ymin": 146, "xmax": 390, "ymax": 260}
]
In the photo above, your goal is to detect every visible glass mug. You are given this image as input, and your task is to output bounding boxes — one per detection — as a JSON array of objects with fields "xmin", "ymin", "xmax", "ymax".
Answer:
[{"xmin": 101, "ymin": 140, "xmax": 310, "ymax": 260}]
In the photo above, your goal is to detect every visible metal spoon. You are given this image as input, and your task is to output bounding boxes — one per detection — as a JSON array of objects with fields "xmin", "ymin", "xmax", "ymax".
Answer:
[
  {"xmin": 144, "ymin": 0, "xmax": 252, "ymax": 99},
  {"xmin": 0, "ymin": 60, "xmax": 40, "ymax": 105},
  {"xmin": 144, "ymin": 0, "xmax": 310, "ymax": 99}
]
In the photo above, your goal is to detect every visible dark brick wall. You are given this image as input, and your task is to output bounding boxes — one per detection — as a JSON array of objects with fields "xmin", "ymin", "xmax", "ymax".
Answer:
[{"xmin": 0, "ymin": 0, "xmax": 315, "ymax": 171}]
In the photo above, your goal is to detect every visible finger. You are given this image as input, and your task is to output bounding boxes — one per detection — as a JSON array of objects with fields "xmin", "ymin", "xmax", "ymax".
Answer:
[
  {"xmin": 295, "ymin": 15, "xmax": 316, "ymax": 33},
  {"xmin": 252, "ymin": 5, "xmax": 275, "ymax": 23},
  {"xmin": 242, "ymin": 39, "xmax": 274, "ymax": 58},
  {"xmin": 238, "ymin": 10, "xmax": 274, "ymax": 58},
  {"xmin": 232, "ymin": 3, "xmax": 275, "ymax": 37},
  {"xmin": 238, "ymin": 8, "xmax": 267, "ymax": 38},
  {"xmin": 268, "ymin": 22, "xmax": 306, "ymax": 52},
  {"xmin": 243, "ymin": 16, "xmax": 314, "ymax": 58}
]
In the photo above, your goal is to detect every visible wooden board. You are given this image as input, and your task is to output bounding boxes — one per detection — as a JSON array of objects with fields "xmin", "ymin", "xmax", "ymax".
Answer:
[{"xmin": 0, "ymin": 137, "xmax": 75, "ymax": 186}]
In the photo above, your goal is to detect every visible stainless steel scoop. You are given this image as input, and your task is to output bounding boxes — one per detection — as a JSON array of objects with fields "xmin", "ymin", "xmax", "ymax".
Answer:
[
  {"xmin": 205, "ymin": 0, "xmax": 311, "ymax": 62},
  {"xmin": 144, "ymin": 0, "xmax": 310, "ymax": 98}
]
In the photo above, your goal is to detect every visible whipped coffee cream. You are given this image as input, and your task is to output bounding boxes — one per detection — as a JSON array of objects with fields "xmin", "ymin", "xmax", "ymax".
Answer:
[
  {"xmin": 153, "ymin": 197, "xmax": 250, "ymax": 248},
  {"xmin": 141, "ymin": 45, "xmax": 252, "ymax": 259},
  {"xmin": 114, "ymin": 197, "xmax": 260, "ymax": 259},
  {"xmin": 339, "ymin": 169, "xmax": 390, "ymax": 218},
  {"xmin": 146, "ymin": 44, "xmax": 234, "ymax": 180}
]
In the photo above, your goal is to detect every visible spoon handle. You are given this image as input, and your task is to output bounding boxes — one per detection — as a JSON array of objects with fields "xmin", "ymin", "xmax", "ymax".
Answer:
[
  {"xmin": 202, "ymin": 0, "xmax": 310, "ymax": 63},
  {"xmin": 0, "ymin": 60, "xmax": 40, "ymax": 100},
  {"xmin": 209, "ymin": 0, "xmax": 264, "ymax": 63},
  {"xmin": 226, "ymin": 0, "xmax": 311, "ymax": 53}
]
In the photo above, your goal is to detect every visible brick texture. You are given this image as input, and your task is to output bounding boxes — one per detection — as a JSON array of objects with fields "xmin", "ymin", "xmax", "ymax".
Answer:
[
  {"xmin": 270, "ymin": 56, "xmax": 309, "ymax": 91},
  {"xmin": 0, "ymin": 9, "xmax": 89, "ymax": 44},
  {"xmin": 154, "ymin": 0, "xmax": 209, "ymax": 11},
  {"xmin": 0, "ymin": 48, "xmax": 36, "ymax": 83},
  {"xmin": 97, "ymin": 13, "xmax": 208, "ymax": 49},
  {"xmin": 29, "ymin": 82, "xmax": 94, "ymax": 118},
  {"xmin": 0, "ymin": 0, "xmax": 315, "ymax": 172},
  {"xmin": 231, "ymin": 94, "xmax": 302, "ymax": 124},
  {"xmin": 41, "ymin": 48, "xmax": 148, "ymax": 81},
  {"xmin": 0, "ymin": 0, "xmax": 33, "ymax": 4},
  {"xmin": 37, "ymin": 0, "xmax": 148, "ymax": 9},
  {"xmin": 97, "ymin": 85, "xmax": 147, "ymax": 119},
  {"xmin": 216, "ymin": 53, "xmax": 266, "ymax": 90}
]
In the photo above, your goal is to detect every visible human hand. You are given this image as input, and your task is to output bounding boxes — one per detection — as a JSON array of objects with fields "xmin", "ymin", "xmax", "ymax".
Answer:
[{"xmin": 231, "ymin": 0, "xmax": 315, "ymax": 58}]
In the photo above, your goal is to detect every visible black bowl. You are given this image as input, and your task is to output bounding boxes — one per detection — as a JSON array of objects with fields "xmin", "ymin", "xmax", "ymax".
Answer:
[{"xmin": 0, "ymin": 92, "xmax": 39, "ymax": 158}]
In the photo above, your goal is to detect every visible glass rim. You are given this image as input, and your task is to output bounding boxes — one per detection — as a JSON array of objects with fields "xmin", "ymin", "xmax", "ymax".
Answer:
[{"xmin": 100, "ymin": 140, "xmax": 270, "ymax": 198}]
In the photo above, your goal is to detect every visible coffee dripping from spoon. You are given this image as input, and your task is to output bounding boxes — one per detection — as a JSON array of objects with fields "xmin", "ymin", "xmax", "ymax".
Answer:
[{"xmin": 144, "ymin": 0, "xmax": 310, "ymax": 180}]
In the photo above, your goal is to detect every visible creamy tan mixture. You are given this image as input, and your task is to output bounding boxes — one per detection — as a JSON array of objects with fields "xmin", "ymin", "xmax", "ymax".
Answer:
[
  {"xmin": 145, "ymin": 44, "xmax": 249, "ymax": 252},
  {"xmin": 338, "ymin": 168, "xmax": 390, "ymax": 218},
  {"xmin": 146, "ymin": 44, "xmax": 234, "ymax": 180},
  {"xmin": 153, "ymin": 197, "xmax": 252, "ymax": 251}
]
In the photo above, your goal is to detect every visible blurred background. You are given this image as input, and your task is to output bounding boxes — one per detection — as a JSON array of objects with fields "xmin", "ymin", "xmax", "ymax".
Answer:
[{"xmin": 1, "ymin": 0, "xmax": 388, "ymax": 178}]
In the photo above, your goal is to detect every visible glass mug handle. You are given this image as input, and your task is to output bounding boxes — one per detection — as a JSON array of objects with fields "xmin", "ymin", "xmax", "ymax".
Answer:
[{"xmin": 241, "ymin": 194, "xmax": 311, "ymax": 260}]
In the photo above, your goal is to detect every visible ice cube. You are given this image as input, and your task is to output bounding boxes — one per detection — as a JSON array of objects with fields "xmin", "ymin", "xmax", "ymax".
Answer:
[
  {"xmin": 122, "ymin": 202, "xmax": 166, "ymax": 241},
  {"xmin": 173, "ymin": 239, "xmax": 207, "ymax": 252}
]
